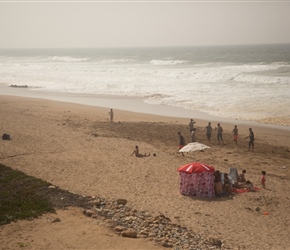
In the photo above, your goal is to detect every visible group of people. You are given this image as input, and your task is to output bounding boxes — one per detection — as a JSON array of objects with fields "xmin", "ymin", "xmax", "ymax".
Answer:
[
  {"xmin": 204, "ymin": 121, "xmax": 255, "ymax": 150},
  {"xmin": 214, "ymin": 168, "xmax": 267, "ymax": 197},
  {"xmin": 109, "ymin": 109, "xmax": 255, "ymax": 157},
  {"xmin": 177, "ymin": 119, "xmax": 255, "ymax": 154}
]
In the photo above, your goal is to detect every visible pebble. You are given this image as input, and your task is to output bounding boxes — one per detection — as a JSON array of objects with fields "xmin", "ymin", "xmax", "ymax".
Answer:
[{"xmin": 83, "ymin": 196, "xmax": 223, "ymax": 249}]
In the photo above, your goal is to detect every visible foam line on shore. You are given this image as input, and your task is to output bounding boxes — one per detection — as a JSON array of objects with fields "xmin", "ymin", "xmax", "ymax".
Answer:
[{"xmin": 1, "ymin": 85, "xmax": 289, "ymax": 132}]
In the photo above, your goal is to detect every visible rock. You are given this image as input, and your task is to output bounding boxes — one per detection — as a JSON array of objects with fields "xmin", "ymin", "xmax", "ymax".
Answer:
[
  {"xmin": 80, "ymin": 196, "xmax": 227, "ymax": 249},
  {"xmin": 83, "ymin": 209, "xmax": 95, "ymax": 217},
  {"xmin": 51, "ymin": 218, "xmax": 61, "ymax": 223},
  {"xmin": 162, "ymin": 242, "xmax": 173, "ymax": 248},
  {"xmin": 209, "ymin": 237, "xmax": 222, "ymax": 248},
  {"xmin": 115, "ymin": 226, "xmax": 126, "ymax": 232},
  {"xmin": 256, "ymin": 207, "xmax": 261, "ymax": 212},
  {"xmin": 117, "ymin": 199, "xmax": 127, "ymax": 205},
  {"xmin": 121, "ymin": 230, "xmax": 137, "ymax": 238}
]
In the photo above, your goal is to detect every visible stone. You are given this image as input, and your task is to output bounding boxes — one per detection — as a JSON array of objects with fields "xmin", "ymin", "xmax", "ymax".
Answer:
[
  {"xmin": 209, "ymin": 237, "xmax": 222, "ymax": 248},
  {"xmin": 51, "ymin": 218, "xmax": 61, "ymax": 223},
  {"xmin": 115, "ymin": 226, "xmax": 126, "ymax": 232},
  {"xmin": 121, "ymin": 230, "xmax": 137, "ymax": 238},
  {"xmin": 117, "ymin": 199, "xmax": 127, "ymax": 205},
  {"xmin": 83, "ymin": 209, "xmax": 95, "ymax": 217},
  {"xmin": 162, "ymin": 242, "xmax": 173, "ymax": 248}
]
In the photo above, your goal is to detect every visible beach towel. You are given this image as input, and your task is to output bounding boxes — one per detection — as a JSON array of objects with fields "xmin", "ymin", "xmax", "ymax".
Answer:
[{"xmin": 231, "ymin": 187, "xmax": 261, "ymax": 193}]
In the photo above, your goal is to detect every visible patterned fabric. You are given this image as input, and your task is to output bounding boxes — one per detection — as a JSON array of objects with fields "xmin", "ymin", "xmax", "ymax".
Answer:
[{"xmin": 179, "ymin": 172, "xmax": 215, "ymax": 198}]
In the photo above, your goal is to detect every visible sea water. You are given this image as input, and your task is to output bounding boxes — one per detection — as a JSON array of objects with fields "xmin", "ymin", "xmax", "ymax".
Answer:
[{"xmin": 0, "ymin": 45, "xmax": 289, "ymax": 125}]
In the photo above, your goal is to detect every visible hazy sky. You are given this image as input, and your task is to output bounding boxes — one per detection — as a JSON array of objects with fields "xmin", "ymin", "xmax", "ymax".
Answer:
[{"xmin": 1, "ymin": 1, "xmax": 290, "ymax": 48}]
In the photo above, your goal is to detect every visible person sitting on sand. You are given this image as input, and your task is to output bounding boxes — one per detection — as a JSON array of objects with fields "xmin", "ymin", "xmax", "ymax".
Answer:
[
  {"xmin": 223, "ymin": 173, "xmax": 232, "ymax": 194},
  {"xmin": 245, "ymin": 180, "xmax": 255, "ymax": 192},
  {"xmin": 131, "ymin": 146, "xmax": 150, "ymax": 157},
  {"xmin": 239, "ymin": 170, "xmax": 247, "ymax": 182},
  {"xmin": 214, "ymin": 170, "xmax": 223, "ymax": 196},
  {"xmin": 233, "ymin": 177, "xmax": 246, "ymax": 189}
]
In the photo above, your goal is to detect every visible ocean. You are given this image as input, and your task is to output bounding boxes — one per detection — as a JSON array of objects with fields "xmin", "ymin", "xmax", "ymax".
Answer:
[{"xmin": 0, "ymin": 44, "xmax": 290, "ymax": 126}]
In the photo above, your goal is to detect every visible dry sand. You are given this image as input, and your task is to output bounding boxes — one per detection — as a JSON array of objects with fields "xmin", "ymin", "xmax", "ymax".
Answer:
[{"xmin": 0, "ymin": 95, "xmax": 290, "ymax": 250}]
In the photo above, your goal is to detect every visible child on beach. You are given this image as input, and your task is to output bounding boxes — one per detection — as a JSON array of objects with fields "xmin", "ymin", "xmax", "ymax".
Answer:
[
  {"xmin": 239, "ymin": 170, "xmax": 247, "ymax": 182},
  {"xmin": 261, "ymin": 171, "xmax": 266, "ymax": 188}
]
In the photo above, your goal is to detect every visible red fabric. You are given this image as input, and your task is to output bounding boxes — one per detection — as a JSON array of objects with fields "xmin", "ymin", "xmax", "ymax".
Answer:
[
  {"xmin": 178, "ymin": 162, "xmax": 215, "ymax": 174},
  {"xmin": 231, "ymin": 187, "xmax": 261, "ymax": 193},
  {"xmin": 179, "ymin": 172, "xmax": 215, "ymax": 198}
]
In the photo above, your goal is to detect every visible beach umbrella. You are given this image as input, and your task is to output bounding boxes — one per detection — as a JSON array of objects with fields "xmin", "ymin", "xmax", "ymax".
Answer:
[
  {"xmin": 177, "ymin": 162, "xmax": 215, "ymax": 174},
  {"xmin": 178, "ymin": 142, "xmax": 210, "ymax": 153}
]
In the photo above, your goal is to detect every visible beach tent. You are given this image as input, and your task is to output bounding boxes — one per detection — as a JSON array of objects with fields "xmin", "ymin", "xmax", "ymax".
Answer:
[{"xmin": 177, "ymin": 162, "xmax": 215, "ymax": 198}]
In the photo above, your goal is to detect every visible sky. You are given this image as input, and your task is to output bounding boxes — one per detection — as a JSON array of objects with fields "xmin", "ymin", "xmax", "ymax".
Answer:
[{"xmin": 0, "ymin": 1, "xmax": 290, "ymax": 48}]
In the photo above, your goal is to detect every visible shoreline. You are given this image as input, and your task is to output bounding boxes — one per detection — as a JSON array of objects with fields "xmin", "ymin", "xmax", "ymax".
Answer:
[{"xmin": 1, "ymin": 85, "xmax": 289, "ymax": 133}]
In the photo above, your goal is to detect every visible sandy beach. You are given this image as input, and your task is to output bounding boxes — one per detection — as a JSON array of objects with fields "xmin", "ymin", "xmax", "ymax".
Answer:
[{"xmin": 1, "ymin": 94, "xmax": 290, "ymax": 250}]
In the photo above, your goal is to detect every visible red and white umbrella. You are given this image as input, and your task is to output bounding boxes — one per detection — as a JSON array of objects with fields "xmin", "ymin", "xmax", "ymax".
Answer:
[{"xmin": 177, "ymin": 162, "xmax": 215, "ymax": 174}]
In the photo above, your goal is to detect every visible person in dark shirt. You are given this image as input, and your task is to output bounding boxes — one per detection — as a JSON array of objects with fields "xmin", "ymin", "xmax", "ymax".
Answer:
[
  {"xmin": 204, "ymin": 122, "xmax": 213, "ymax": 143},
  {"xmin": 189, "ymin": 119, "xmax": 196, "ymax": 133},
  {"xmin": 245, "ymin": 128, "xmax": 254, "ymax": 151},
  {"xmin": 178, "ymin": 132, "xmax": 186, "ymax": 156}
]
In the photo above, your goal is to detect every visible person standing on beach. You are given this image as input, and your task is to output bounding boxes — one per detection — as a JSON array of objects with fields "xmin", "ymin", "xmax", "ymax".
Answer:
[
  {"xmin": 204, "ymin": 122, "xmax": 213, "ymax": 143},
  {"xmin": 178, "ymin": 132, "xmax": 186, "ymax": 156},
  {"xmin": 108, "ymin": 108, "xmax": 114, "ymax": 123},
  {"xmin": 215, "ymin": 123, "xmax": 224, "ymax": 144},
  {"xmin": 190, "ymin": 130, "xmax": 196, "ymax": 142},
  {"xmin": 245, "ymin": 128, "xmax": 254, "ymax": 151},
  {"xmin": 232, "ymin": 125, "xmax": 238, "ymax": 145},
  {"xmin": 189, "ymin": 119, "xmax": 196, "ymax": 133}
]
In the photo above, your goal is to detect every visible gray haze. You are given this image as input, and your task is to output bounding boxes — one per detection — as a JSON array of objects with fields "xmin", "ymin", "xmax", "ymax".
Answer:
[{"xmin": 1, "ymin": 1, "xmax": 290, "ymax": 48}]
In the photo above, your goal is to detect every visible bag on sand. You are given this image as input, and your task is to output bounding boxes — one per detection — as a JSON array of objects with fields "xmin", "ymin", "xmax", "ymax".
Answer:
[{"xmin": 2, "ymin": 133, "xmax": 11, "ymax": 140}]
